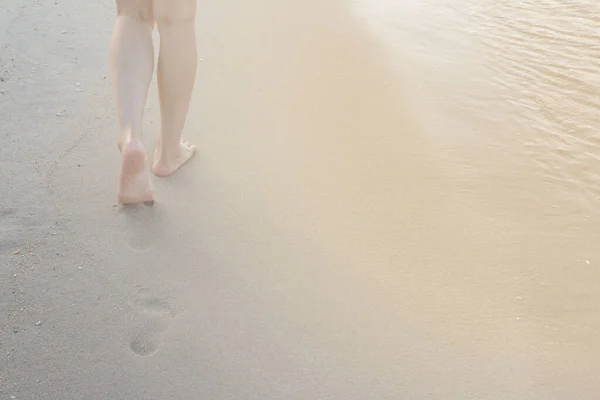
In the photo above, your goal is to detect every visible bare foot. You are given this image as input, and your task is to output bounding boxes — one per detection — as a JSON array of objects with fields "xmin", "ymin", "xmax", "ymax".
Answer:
[
  {"xmin": 152, "ymin": 140, "xmax": 196, "ymax": 177},
  {"xmin": 117, "ymin": 140, "xmax": 155, "ymax": 205}
]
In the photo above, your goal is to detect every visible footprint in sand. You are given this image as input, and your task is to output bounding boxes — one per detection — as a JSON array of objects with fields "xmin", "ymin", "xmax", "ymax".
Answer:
[
  {"xmin": 117, "ymin": 204, "xmax": 167, "ymax": 253},
  {"xmin": 129, "ymin": 290, "xmax": 177, "ymax": 356}
]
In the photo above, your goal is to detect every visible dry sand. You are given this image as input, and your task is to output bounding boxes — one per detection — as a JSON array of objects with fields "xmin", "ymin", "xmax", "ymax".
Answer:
[{"xmin": 2, "ymin": 0, "xmax": 600, "ymax": 398}]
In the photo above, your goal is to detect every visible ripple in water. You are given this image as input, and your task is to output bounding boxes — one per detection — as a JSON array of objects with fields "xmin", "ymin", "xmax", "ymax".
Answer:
[
  {"xmin": 473, "ymin": 0, "xmax": 600, "ymax": 213},
  {"xmin": 353, "ymin": 0, "xmax": 600, "ymax": 220}
]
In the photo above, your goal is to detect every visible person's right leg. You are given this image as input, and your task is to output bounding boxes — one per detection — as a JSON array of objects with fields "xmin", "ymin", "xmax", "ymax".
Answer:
[{"xmin": 151, "ymin": 0, "xmax": 198, "ymax": 178}]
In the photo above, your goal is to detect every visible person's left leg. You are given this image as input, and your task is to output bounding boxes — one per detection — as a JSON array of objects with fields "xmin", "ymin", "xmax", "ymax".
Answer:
[{"xmin": 111, "ymin": 0, "xmax": 155, "ymax": 204}]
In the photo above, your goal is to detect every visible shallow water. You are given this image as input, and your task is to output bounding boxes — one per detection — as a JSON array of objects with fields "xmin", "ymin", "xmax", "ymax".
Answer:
[
  {"xmin": 353, "ymin": 0, "xmax": 600, "ymax": 223},
  {"xmin": 349, "ymin": 0, "xmax": 600, "ymax": 396}
]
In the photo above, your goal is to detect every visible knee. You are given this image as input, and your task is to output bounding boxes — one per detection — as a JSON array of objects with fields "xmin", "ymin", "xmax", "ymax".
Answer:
[
  {"xmin": 116, "ymin": 0, "xmax": 154, "ymax": 23},
  {"xmin": 154, "ymin": 0, "xmax": 196, "ymax": 27}
]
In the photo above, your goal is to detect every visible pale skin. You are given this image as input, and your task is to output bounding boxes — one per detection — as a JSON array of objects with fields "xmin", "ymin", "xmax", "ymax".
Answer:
[{"xmin": 111, "ymin": 0, "xmax": 198, "ymax": 205}]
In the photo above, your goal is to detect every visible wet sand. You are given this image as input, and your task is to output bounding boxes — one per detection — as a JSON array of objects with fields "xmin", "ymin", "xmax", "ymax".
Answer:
[{"xmin": 2, "ymin": 0, "xmax": 600, "ymax": 398}]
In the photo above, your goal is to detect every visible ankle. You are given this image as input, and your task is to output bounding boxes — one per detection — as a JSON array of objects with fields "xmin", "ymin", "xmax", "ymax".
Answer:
[{"xmin": 156, "ymin": 142, "xmax": 181, "ymax": 161}]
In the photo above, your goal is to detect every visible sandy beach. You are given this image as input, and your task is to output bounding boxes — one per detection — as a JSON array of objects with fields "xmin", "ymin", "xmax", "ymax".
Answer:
[{"xmin": 2, "ymin": 0, "xmax": 600, "ymax": 398}]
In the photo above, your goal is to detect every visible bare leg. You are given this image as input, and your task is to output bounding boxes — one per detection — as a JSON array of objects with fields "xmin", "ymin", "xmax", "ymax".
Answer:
[
  {"xmin": 111, "ymin": 1, "xmax": 155, "ymax": 204},
  {"xmin": 151, "ymin": 0, "xmax": 198, "ymax": 178}
]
